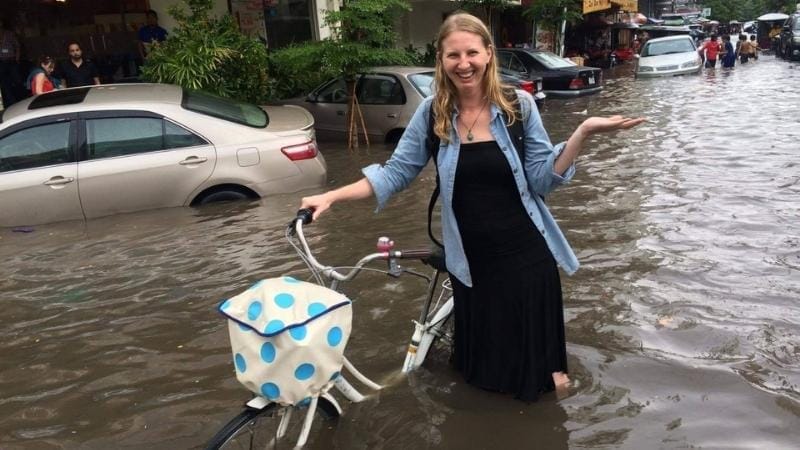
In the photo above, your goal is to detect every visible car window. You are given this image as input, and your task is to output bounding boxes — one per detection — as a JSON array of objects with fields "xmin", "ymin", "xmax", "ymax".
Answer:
[
  {"xmin": 86, "ymin": 117, "xmax": 164, "ymax": 159},
  {"xmin": 316, "ymin": 78, "xmax": 349, "ymax": 103},
  {"xmin": 642, "ymin": 39, "xmax": 695, "ymax": 56},
  {"xmin": 165, "ymin": 121, "xmax": 207, "ymax": 149},
  {"xmin": 507, "ymin": 54, "xmax": 527, "ymax": 73},
  {"xmin": 529, "ymin": 52, "xmax": 575, "ymax": 69},
  {"xmin": 497, "ymin": 51, "xmax": 513, "ymax": 69},
  {"xmin": 182, "ymin": 89, "xmax": 268, "ymax": 128},
  {"xmin": 357, "ymin": 74, "xmax": 405, "ymax": 105},
  {"xmin": 408, "ymin": 72, "xmax": 434, "ymax": 97},
  {"xmin": 0, "ymin": 122, "xmax": 72, "ymax": 173},
  {"xmin": 793, "ymin": 17, "xmax": 800, "ymax": 30}
]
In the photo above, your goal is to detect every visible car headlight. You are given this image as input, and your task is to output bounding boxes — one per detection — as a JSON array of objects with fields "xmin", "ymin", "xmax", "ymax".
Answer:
[
  {"xmin": 793, "ymin": 36, "xmax": 800, "ymax": 44},
  {"xmin": 638, "ymin": 66, "xmax": 654, "ymax": 72},
  {"xmin": 681, "ymin": 60, "xmax": 700, "ymax": 68}
]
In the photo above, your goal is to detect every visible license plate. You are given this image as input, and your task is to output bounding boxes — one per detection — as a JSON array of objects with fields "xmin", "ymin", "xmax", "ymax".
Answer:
[{"xmin": 588, "ymin": 76, "xmax": 595, "ymax": 85}]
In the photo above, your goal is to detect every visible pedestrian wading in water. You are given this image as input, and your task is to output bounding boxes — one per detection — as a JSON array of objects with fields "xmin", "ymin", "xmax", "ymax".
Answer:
[{"xmin": 300, "ymin": 12, "xmax": 645, "ymax": 401}]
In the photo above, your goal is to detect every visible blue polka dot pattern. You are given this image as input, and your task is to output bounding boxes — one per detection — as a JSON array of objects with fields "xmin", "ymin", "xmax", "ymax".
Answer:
[
  {"xmin": 283, "ymin": 276, "xmax": 300, "ymax": 284},
  {"xmin": 274, "ymin": 293, "xmax": 295, "ymax": 309},
  {"xmin": 289, "ymin": 325, "xmax": 307, "ymax": 341},
  {"xmin": 247, "ymin": 300, "xmax": 262, "ymax": 321},
  {"xmin": 329, "ymin": 371, "xmax": 341, "ymax": 381},
  {"xmin": 260, "ymin": 342, "xmax": 276, "ymax": 363},
  {"xmin": 298, "ymin": 397, "xmax": 311, "ymax": 406},
  {"xmin": 261, "ymin": 382, "xmax": 280, "ymax": 400},
  {"xmin": 295, "ymin": 363, "xmax": 315, "ymax": 380},
  {"xmin": 264, "ymin": 320, "xmax": 285, "ymax": 335},
  {"xmin": 234, "ymin": 353, "xmax": 246, "ymax": 372},
  {"xmin": 220, "ymin": 299, "xmax": 232, "ymax": 310},
  {"xmin": 307, "ymin": 302, "xmax": 326, "ymax": 317},
  {"xmin": 327, "ymin": 327, "xmax": 343, "ymax": 346},
  {"xmin": 238, "ymin": 323, "xmax": 252, "ymax": 332}
]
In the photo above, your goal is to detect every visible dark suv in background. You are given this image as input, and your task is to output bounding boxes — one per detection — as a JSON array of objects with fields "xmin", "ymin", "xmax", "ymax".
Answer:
[{"xmin": 779, "ymin": 13, "xmax": 800, "ymax": 60}]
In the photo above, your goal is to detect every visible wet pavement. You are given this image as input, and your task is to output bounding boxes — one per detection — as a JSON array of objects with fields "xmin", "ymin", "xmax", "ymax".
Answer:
[{"xmin": 2, "ymin": 55, "xmax": 799, "ymax": 449}]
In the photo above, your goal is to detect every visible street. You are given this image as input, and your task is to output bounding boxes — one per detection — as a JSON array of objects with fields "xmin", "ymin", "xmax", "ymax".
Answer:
[{"xmin": 1, "ymin": 55, "xmax": 799, "ymax": 448}]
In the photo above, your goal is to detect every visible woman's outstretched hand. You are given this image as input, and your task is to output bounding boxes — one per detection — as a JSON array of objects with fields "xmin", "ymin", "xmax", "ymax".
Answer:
[{"xmin": 579, "ymin": 116, "xmax": 646, "ymax": 135}]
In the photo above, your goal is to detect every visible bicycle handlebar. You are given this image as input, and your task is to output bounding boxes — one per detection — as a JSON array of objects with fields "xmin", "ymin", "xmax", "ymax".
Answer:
[{"xmin": 289, "ymin": 209, "xmax": 436, "ymax": 282}]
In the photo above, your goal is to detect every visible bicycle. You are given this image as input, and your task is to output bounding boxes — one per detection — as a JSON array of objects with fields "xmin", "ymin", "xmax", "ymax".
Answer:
[{"xmin": 205, "ymin": 209, "xmax": 455, "ymax": 449}]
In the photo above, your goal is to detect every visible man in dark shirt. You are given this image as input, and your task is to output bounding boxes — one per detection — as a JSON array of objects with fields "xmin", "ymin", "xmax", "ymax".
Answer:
[
  {"xmin": 59, "ymin": 42, "xmax": 100, "ymax": 88},
  {"xmin": 138, "ymin": 10, "xmax": 168, "ymax": 59}
]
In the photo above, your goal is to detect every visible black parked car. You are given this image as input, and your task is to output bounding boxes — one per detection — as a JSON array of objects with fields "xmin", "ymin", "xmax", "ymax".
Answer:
[
  {"xmin": 779, "ymin": 13, "xmax": 800, "ymax": 60},
  {"xmin": 496, "ymin": 48, "xmax": 602, "ymax": 98}
]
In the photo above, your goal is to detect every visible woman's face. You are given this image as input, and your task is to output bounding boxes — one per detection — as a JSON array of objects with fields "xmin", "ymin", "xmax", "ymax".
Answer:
[
  {"xmin": 42, "ymin": 62, "xmax": 54, "ymax": 74},
  {"xmin": 440, "ymin": 30, "xmax": 492, "ymax": 95}
]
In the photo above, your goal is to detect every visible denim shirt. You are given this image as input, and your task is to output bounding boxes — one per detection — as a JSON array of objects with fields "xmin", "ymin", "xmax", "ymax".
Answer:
[{"xmin": 362, "ymin": 90, "xmax": 579, "ymax": 287}]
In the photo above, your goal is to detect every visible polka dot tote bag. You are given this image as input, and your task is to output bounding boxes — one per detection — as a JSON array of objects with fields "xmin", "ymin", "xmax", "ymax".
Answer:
[{"xmin": 218, "ymin": 276, "xmax": 352, "ymax": 406}]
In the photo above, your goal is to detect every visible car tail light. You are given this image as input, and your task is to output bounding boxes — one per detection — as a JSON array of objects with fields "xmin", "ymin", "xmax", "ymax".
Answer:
[
  {"xmin": 281, "ymin": 141, "xmax": 318, "ymax": 161},
  {"xmin": 518, "ymin": 80, "xmax": 534, "ymax": 94},
  {"xmin": 569, "ymin": 77, "xmax": 586, "ymax": 90}
]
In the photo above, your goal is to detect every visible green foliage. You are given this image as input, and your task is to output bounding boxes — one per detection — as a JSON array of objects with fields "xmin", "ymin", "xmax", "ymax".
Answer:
[
  {"xmin": 266, "ymin": 43, "xmax": 335, "ymax": 100},
  {"xmin": 459, "ymin": 0, "xmax": 516, "ymax": 33},
  {"xmin": 523, "ymin": 0, "xmax": 583, "ymax": 31},
  {"xmin": 140, "ymin": 0, "xmax": 269, "ymax": 104},
  {"xmin": 324, "ymin": 0, "xmax": 413, "ymax": 77}
]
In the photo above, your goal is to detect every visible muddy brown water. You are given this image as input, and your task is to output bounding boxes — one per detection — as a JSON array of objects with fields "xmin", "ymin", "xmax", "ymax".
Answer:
[{"xmin": 2, "ymin": 58, "xmax": 799, "ymax": 449}]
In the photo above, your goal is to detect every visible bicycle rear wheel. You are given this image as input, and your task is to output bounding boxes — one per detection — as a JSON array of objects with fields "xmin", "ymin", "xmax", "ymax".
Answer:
[{"xmin": 205, "ymin": 398, "xmax": 339, "ymax": 450}]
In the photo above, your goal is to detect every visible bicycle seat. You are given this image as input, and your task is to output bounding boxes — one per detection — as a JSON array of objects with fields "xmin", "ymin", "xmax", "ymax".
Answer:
[{"xmin": 421, "ymin": 246, "xmax": 447, "ymax": 272}]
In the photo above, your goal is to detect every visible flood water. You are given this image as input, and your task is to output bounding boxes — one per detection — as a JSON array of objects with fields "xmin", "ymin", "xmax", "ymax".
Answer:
[{"xmin": 2, "ymin": 56, "xmax": 800, "ymax": 449}]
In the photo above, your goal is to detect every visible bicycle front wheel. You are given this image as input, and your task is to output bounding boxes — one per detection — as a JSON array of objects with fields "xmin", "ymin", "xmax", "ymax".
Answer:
[{"xmin": 205, "ymin": 398, "xmax": 339, "ymax": 450}]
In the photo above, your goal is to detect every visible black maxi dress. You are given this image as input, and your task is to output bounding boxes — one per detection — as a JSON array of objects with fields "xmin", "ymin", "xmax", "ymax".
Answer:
[{"xmin": 450, "ymin": 140, "xmax": 568, "ymax": 402}]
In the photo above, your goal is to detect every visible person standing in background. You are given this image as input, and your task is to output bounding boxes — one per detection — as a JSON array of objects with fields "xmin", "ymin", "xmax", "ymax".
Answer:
[
  {"xmin": 27, "ymin": 56, "xmax": 60, "ymax": 95},
  {"xmin": 0, "ymin": 18, "xmax": 21, "ymax": 108},
  {"xmin": 721, "ymin": 35, "xmax": 736, "ymax": 68},
  {"xmin": 58, "ymin": 42, "xmax": 101, "ymax": 88},
  {"xmin": 699, "ymin": 35, "xmax": 721, "ymax": 68},
  {"xmin": 138, "ymin": 10, "xmax": 168, "ymax": 59}
]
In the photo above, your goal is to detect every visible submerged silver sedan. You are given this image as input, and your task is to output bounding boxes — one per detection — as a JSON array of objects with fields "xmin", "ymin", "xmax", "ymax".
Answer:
[
  {"xmin": 0, "ymin": 84, "xmax": 327, "ymax": 227},
  {"xmin": 635, "ymin": 35, "xmax": 703, "ymax": 78}
]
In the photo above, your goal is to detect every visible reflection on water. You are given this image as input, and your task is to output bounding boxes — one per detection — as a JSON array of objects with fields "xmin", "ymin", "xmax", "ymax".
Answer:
[{"xmin": 2, "ymin": 57, "xmax": 799, "ymax": 448}]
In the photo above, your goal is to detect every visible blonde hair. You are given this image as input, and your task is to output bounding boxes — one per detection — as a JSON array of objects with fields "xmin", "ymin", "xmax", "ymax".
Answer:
[{"xmin": 432, "ymin": 12, "xmax": 518, "ymax": 143}]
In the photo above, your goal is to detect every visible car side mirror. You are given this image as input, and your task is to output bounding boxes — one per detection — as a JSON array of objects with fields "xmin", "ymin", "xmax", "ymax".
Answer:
[{"xmin": 306, "ymin": 93, "xmax": 317, "ymax": 103}]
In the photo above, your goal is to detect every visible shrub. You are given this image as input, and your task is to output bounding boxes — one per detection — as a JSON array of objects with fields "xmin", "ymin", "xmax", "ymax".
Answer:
[{"xmin": 140, "ymin": 0, "xmax": 269, "ymax": 104}]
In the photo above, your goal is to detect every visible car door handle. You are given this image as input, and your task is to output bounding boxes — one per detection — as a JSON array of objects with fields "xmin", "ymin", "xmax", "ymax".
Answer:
[
  {"xmin": 43, "ymin": 176, "xmax": 75, "ymax": 186},
  {"xmin": 336, "ymin": 110, "xmax": 345, "ymax": 116},
  {"xmin": 179, "ymin": 156, "xmax": 208, "ymax": 165},
  {"xmin": 386, "ymin": 113, "xmax": 398, "ymax": 118}
]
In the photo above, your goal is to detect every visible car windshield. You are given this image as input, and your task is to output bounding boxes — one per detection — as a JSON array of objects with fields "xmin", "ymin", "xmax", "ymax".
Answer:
[
  {"xmin": 182, "ymin": 89, "xmax": 268, "ymax": 128},
  {"xmin": 409, "ymin": 72, "xmax": 435, "ymax": 97},
  {"xmin": 529, "ymin": 51, "xmax": 576, "ymax": 69},
  {"xmin": 641, "ymin": 39, "xmax": 696, "ymax": 57}
]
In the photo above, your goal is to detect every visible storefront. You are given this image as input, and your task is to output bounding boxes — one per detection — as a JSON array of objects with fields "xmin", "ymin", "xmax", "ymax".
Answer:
[{"xmin": 0, "ymin": 0, "xmax": 330, "ymax": 87}]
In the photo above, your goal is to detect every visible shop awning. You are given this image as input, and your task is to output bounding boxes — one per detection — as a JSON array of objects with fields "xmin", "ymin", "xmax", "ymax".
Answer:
[{"xmin": 583, "ymin": 0, "xmax": 638, "ymax": 14}]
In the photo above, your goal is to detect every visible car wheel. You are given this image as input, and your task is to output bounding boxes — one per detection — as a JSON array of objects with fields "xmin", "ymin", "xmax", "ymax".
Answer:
[{"xmin": 196, "ymin": 190, "xmax": 250, "ymax": 205}]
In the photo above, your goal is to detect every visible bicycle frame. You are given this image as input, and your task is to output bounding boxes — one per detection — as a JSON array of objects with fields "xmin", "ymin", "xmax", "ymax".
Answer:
[{"xmin": 289, "ymin": 211, "xmax": 453, "ymax": 374}]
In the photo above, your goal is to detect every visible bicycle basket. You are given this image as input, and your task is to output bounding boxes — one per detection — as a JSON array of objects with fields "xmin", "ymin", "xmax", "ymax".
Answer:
[{"xmin": 218, "ymin": 276, "xmax": 352, "ymax": 406}]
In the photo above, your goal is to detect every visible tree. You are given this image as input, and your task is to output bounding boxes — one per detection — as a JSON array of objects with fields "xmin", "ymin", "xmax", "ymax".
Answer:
[
  {"xmin": 322, "ymin": 0, "xmax": 414, "ymax": 149},
  {"xmin": 459, "ymin": 0, "xmax": 517, "ymax": 35},
  {"xmin": 140, "ymin": 0, "xmax": 269, "ymax": 104},
  {"xmin": 522, "ymin": 0, "xmax": 583, "ymax": 53}
]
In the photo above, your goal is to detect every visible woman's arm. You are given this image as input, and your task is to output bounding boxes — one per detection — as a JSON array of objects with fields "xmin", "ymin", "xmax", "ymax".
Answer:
[
  {"xmin": 553, "ymin": 116, "xmax": 646, "ymax": 175},
  {"xmin": 300, "ymin": 178, "xmax": 373, "ymax": 221},
  {"xmin": 33, "ymin": 73, "xmax": 45, "ymax": 94}
]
